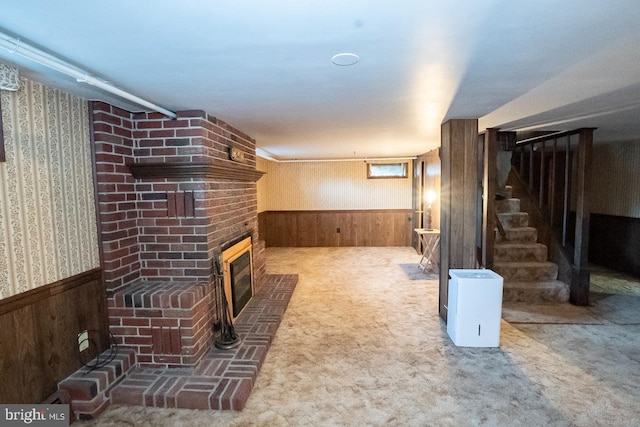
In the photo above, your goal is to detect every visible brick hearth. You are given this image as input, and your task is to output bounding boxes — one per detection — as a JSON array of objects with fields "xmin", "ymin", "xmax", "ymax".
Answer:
[
  {"xmin": 109, "ymin": 274, "xmax": 297, "ymax": 411},
  {"xmin": 109, "ymin": 280, "xmax": 215, "ymax": 368}
]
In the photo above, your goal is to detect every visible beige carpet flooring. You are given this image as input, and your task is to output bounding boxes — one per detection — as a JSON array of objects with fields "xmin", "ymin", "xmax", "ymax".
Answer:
[{"xmin": 78, "ymin": 247, "xmax": 640, "ymax": 427}]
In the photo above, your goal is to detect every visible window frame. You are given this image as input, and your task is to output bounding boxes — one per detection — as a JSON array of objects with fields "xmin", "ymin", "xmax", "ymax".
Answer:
[{"xmin": 366, "ymin": 162, "xmax": 408, "ymax": 179}]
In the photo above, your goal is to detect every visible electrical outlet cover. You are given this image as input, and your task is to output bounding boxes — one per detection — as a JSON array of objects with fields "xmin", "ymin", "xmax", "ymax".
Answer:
[{"xmin": 78, "ymin": 330, "xmax": 89, "ymax": 352}]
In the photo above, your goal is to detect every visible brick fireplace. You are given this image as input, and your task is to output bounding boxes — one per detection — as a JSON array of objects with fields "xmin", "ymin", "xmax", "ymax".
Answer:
[
  {"xmin": 91, "ymin": 102, "xmax": 266, "ymax": 367},
  {"xmin": 57, "ymin": 103, "xmax": 298, "ymax": 420}
]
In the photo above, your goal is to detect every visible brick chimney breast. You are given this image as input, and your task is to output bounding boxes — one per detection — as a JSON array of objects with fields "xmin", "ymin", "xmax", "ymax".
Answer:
[{"xmin": 93, "ymin": 103, "xmax": 265, "ymax": 368}]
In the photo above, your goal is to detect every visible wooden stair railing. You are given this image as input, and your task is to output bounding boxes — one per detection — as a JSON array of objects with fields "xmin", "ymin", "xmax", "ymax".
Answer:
[
  {"xmin": 510, "ymin": 128, "xmax": 594, "ymax": 305},
  {"xmin": 478, "ymin": 128, "xmax": 594, "ymax": 306}
]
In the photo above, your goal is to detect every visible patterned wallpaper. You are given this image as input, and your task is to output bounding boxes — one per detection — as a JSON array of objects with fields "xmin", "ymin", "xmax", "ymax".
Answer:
[
  {"xmin": 259, "ymin": 159, "xmax": 413, "ymax": 211},
  {"xmin": 591, "ymin": 140, "xmax": 640, "ymax": 218},
  {"xmin": 0, "ymin": 78, "xmax": 100, "ymax": 299},
  {"xmin": 0, "ymin": 63, "xmax": 19, "ymax": 91},
  {"xmin": 256, "ymin": 157, "xmax": 268, "ymax": 213}
]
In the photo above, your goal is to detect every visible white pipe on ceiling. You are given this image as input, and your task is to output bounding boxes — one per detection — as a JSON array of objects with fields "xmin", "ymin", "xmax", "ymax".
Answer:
[{"xmin": 0, "ymin": 32, "xmax": 177, "ymax": 119}]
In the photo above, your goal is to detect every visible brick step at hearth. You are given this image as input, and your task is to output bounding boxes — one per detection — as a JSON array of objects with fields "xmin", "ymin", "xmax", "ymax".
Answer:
[
  {"xmin": 57, "ymin": 348, "xmax": 136, "ymax": 421},
  {"xmin": 108, "ymin": 273, "xmax": 298, "ymax": 412},
  {"xmin": 502, "ymin": 280, "xmax": 570, "ymax": 303},
  {"xmin": 108, "ymin": 280, "xmax": 215, "ymax": 369},
  {"xmin": 494, "ymin": 242, "xmax": 548, "ymax": 262}
]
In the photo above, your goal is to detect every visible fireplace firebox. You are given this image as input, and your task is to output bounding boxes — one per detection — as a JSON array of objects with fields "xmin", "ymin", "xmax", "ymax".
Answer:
[
  {"xmin": 230, "ymin": 251, "xmax": 252, "ymax": 317},
  {"xmin": 221, "ymin": 236, "xmax": 254, "ymax": 322}
]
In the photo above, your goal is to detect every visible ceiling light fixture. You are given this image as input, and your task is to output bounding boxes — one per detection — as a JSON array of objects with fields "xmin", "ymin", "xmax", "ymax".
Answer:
[{"xmin": 331, "ymin": 53, "xmax": 359, "ymax": 66}]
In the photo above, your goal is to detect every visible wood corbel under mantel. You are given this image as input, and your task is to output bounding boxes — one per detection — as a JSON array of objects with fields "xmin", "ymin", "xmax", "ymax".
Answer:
[{"xmin": 128, "ymin": 161, "xmax": 265, "ymax": 182}]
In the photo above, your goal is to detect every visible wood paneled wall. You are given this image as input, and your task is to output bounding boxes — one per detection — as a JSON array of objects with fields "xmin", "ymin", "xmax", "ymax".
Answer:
[
  {"xmin": 0, "ymin": 269, "xmax": 108, "ymax": 404},
  {"xmin": 261, "ymin": 210, "xmax": 413, "ymax": 247},
  {"xmin": 590, "ymin": 213, "xmax": 640, "ymax": 276}
]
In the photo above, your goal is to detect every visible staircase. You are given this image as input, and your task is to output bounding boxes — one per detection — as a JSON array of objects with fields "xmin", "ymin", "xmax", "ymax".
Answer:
[{"xmin": 493, "ymin": 187, "xmax": 570, "ymax": 303}]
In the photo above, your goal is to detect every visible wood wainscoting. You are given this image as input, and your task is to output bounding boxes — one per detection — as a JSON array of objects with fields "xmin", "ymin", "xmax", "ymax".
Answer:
[
  {"xmin": 0, "ymin": 268, "xmax": 108, "ymax": 404},
  {"xmin": 259, "ymin": 210, "xmax": 413, "ymax": 247},
  {"xmin": 589, "ymin": 213, "xmax": 640, "ymax": 277}
]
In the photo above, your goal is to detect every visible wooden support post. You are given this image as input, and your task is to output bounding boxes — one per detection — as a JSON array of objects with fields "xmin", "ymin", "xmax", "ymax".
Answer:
[
  {"xmin": 439, "ymin": 119, "xmax": 479, "ymax": 322},
  {"xmin": 571, "ymin": 128, "xmax": 594, "ymax": 305}
]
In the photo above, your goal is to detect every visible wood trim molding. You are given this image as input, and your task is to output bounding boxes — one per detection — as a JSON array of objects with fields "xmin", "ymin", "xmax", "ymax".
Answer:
[
  {"xmin": 266, "ymin": 209, "xmax": 412, "ymax": 214},
  {"xmin": 0, "ymin": 268, "xmax": 102, "ymax": 315},
  {"xmin": 128, "ymin": 161, "xmax": 265, "ymax": 182},
  {"xmin": 0, "ymin": 96, "xmax": 5, "ymax": 162}
]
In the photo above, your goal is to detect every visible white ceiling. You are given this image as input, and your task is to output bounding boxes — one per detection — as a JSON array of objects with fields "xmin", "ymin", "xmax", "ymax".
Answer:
[{"xmin": 2, "ymin": 0, "xmax": 640, "ymax": 160}]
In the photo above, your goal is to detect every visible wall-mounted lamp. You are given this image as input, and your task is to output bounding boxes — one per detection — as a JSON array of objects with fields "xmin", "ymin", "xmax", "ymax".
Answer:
[{"xmin": 425, "ymin": 190, "xmax": 436, "ymax": 230}]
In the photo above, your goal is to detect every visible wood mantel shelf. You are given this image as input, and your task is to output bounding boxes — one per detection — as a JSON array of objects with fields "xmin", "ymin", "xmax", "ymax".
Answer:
[{"xmin": 128, "ymin": 161, "xmax": 265, "ymax": 182}]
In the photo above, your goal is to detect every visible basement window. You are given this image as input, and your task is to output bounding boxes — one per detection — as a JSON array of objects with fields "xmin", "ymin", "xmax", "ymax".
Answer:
[{"xmin": 367, "ymin": 162, "xmax": 408, "ymax": 179}]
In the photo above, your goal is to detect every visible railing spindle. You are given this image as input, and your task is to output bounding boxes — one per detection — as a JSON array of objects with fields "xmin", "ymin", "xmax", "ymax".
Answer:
[
  {"xmin": 539, "ymin": 140, "xmax": 546, "ymax": 204},
  {"xmin": 528, "ymin": 142, "xmax": 534, "ymax": 192},
  {"xmin": 550, "ymin": 137, "xmax": 557, "ymax": 226},
  {"xmin": 562, "ymin": 135, "xmax": 570, "ymax": 246}
]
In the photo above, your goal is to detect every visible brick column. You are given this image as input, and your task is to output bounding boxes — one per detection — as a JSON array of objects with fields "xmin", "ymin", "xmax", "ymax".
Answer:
[
  {"xmin": 93, "ymin": 106, "xmax": 265, "ymax": 289},
  {"xmin": 92, "ymin": 102, "xmax": 140, "ymax": 290}
]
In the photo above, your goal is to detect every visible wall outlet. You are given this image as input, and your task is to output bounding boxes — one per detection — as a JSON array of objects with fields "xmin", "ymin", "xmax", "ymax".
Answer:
[{"xmin": 78, "ymin": 330, "xmax": 89, "ymax": 352}]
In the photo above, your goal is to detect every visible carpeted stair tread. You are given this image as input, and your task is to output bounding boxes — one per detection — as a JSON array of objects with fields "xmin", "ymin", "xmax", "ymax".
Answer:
[
  {"xmin": 495, "ymin": 226, "xmax": 537, "ymax": 243},
  {"xmin": 495, "ymin": 198, "xmax": 520, "ymax": 213},
  {"xmin": 502, "ymin": 280, "xmax": 570, "ymax": 303},
  {"xmin": 493, "ymin": 261, "xmax": 558, "ymax": 281},
  {"xmin": 497, "ymin": 212, "xmax": 529, "ymax": 228},
  {"xmin": 493, "ymin": 189, "xmax": 569, "ymax": 305},
  {"xmin": 494, "ymin": 242, "xmax": 548, "ymax": 262}
]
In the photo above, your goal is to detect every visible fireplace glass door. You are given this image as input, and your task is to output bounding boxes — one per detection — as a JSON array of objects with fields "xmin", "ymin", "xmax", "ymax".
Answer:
[
  {"xmin": 221, "ymin": 235, "xmax": 254, "ymax": 322},
  {"xmin": 229, "ymin": 251, "xmax": 252, "ymax": 318}
]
